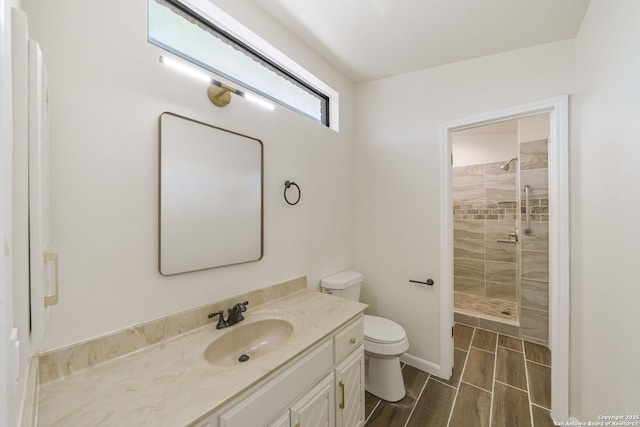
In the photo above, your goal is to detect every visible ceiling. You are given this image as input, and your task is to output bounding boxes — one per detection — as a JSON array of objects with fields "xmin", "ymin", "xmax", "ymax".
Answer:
[{"xmin": 251, "ymin": 0, "xmax": 591, "ymax": 83}]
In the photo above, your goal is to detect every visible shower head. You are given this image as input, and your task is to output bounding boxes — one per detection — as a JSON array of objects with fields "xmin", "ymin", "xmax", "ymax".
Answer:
[{"xmin": 499, "ymin": 157, "xmax": 518, "ymax": 171}]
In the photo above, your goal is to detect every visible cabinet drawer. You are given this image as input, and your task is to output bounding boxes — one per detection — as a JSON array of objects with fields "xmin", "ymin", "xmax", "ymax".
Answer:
[{"xmin": 334, "ymin": 316, "xmax": 364, "ymax": 364}]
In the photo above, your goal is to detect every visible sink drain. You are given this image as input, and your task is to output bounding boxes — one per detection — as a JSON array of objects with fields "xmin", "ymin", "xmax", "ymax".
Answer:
[{"xmin": 238, "ymin": 354, "xmax": 250, "ymax": 363}]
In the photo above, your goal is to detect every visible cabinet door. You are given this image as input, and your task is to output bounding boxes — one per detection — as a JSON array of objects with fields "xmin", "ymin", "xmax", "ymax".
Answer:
[
  {"xmin": 290, "ymin": 374, "xmax": 335, "ymax": 427},
  {"xmin": 335, "ymin": 346, "xmax": 365, "ymax": 427},
  {"xmin": 267, "ymin": 411, "xmax": 290, "ymax": 427}
]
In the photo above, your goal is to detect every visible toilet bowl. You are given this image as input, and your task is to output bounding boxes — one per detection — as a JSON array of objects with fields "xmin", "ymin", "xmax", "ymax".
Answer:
[
  {"xmin": 320, "ymin": 271, "xmax": 410, "ymax": 402},
  {"xmin": 363, "ymin": 315, "xmax": 410, "ymax": 401}
]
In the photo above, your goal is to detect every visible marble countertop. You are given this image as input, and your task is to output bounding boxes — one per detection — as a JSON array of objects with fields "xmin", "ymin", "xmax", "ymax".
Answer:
[{"xmin": 37, "ymin": 290, "xmax": 366, "ymax": 426}]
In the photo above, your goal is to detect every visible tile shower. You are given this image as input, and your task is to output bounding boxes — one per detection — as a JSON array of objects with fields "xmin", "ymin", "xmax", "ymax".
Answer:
[{"xmin": 453, "ymin": 130, "xmax": 550, "ymax": 345}]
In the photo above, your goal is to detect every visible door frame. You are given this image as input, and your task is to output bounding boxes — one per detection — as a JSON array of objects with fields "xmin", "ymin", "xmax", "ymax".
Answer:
[{"xmin": 439, "ymin": 95, "xmax": 569, "ymax": 422}]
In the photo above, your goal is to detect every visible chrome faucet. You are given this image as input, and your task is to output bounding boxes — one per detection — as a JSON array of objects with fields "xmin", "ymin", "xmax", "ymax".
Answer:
[{"xmin": 208, "ymin": 301, "xmax": 249, "ymax": 329}]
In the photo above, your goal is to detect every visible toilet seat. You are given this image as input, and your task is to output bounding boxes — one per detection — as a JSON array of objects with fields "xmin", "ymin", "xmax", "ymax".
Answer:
[
  {"xmin": 363, "ymin": 315, "xmax": 409, "ymax": 357},
  {"xmin": 364, "ymin": 315, "xmax": 406, "ymax": 344}
]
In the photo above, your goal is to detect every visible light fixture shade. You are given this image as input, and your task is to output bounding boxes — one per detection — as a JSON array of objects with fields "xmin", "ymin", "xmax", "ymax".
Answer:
[
  {"xmin": 243, "ymin": 93, "xmax": 276, "ymax": 111},
  {"xmin": 159, "ymin": 56, "xmax": 212, "ymax": 84}
]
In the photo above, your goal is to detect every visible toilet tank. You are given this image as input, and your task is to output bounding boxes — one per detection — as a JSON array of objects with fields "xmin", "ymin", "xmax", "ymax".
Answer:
[{"xmin": 320, "ymin": 271, "xmax": 363, "ymax": 301}]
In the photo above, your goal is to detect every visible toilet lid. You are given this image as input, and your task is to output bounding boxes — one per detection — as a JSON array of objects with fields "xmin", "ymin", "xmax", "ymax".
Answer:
[{"xmin": 364, "ymin": 315, "xmax": 406, "ymax": 344}]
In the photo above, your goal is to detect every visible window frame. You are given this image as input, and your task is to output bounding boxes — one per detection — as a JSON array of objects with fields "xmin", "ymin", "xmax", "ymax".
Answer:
[{"xmin": 150, "ymin": 0, "xmax": 340, "ymax": 131}]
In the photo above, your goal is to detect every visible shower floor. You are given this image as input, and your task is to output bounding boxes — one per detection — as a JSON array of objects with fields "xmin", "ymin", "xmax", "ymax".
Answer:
[{"xmin": 454, "ymin": 292, "xmax": 518, "ymax": 324}]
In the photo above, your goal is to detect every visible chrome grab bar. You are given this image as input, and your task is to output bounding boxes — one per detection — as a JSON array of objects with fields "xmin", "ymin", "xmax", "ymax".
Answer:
[{"xmin": 524, "ymin": 185, "xmax": 532, "ymax": 235}]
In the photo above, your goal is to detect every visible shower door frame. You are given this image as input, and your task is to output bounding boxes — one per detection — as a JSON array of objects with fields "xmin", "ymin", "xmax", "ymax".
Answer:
[{"xmin": 439, "ymin": 95, "xmax": 569, "ymax": 422}]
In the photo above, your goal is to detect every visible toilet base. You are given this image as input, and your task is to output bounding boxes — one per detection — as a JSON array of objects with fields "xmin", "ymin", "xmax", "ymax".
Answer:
[{"xmin": 365, "ymin": 354, "xmax": 406, "ymax": 402}]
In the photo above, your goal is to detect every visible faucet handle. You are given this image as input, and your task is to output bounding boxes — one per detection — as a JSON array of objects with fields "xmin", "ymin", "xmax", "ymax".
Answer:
[{"xmin": 208, "ymin": 310, "xmax": 227, "ymax": 329}]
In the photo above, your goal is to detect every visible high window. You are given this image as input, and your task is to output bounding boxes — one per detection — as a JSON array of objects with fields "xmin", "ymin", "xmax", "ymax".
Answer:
[{"xmin": 148, "ymin": 0, "xmax": 337, "ymax": 129}]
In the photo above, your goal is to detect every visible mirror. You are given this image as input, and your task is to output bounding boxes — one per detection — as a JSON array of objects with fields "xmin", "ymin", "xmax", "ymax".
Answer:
[{"xmin": 159, "ymin": 112, "xmax": 263, "ymax": 275}]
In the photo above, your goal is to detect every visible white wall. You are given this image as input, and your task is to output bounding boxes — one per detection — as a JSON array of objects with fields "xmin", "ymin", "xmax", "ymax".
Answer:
[
  {"xmin": 451, "ymin": 133, "xmax": 517, "ymax": 167},
  {"xmin": 23, "ymin": 0, "xmax": 355, "ymax": 351},
  {"xmin": 354, "ymin": 40, "xmax": 574, "ymax": 366},
  {"xmin": 571, "ymin": 0, "xmax": 640, "ymax": 419}
]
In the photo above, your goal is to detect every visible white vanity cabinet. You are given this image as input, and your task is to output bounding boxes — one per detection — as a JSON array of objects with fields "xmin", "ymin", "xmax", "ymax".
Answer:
[{"xmin": 197, "ymin": 315, "xmax": 364, "ymax": 427}]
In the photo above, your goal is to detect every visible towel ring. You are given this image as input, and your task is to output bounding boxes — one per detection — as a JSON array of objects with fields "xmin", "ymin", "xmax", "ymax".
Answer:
[{"xmin": 284, "ymin": 180, "xmax": 301, "ymax": 205}]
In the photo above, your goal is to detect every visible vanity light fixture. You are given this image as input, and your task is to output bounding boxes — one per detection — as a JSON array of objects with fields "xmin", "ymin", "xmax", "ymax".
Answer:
[{"xmin": 159, "ymin": 56, "xmax": 275, "ymax": 111}]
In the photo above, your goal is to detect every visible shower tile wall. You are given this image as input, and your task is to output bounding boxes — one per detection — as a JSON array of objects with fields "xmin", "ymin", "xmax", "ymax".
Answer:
[
  {"xmin": 519, "ymin": 139, "xmax": 549, "ymax": 345},
  {"xmin": 453, "ymin": 163, "xmax": 518, "ymax": 315}
]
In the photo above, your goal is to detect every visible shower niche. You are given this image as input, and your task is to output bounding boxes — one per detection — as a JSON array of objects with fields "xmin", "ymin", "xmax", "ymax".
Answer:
[{"xmin": 451, "ymin": 114, "xmax": 550, "ymax": 344}]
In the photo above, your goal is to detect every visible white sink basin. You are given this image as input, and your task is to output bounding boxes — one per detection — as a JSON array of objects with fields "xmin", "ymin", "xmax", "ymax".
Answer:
[{"xmin": 204, "ymin": 318, "xmax": 295, "ymax": 366}]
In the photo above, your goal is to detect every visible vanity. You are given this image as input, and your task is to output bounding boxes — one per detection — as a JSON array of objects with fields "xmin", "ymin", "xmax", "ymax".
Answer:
[
  {"xmin": 202, "ymin": 311, "xmax": 364, "ymax": 427},
  {"xmin": 33, "ymin": 278, "xmax": 367, "ymax": 426}
]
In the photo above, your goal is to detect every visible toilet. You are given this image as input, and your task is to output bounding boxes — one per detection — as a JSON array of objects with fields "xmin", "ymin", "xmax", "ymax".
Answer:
[{"xmin": 320, "ymin": 271, "xmax": 409, "ymax": 402}]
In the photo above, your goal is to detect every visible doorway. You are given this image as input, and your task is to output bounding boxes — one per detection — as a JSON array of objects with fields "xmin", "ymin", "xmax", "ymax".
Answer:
[
  {"xmin": 450, "ymin": 114, "xmax": 551, "ymax": 346},
  {"xmin": 439, "ymin": 96, "xmax": 569, "ymax": 422}
]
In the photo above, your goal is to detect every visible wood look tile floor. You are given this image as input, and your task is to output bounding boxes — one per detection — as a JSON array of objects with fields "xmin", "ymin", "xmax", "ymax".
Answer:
[{"xmin": 365, "ymin": 324, "xmax": 552, "ymax": 427}]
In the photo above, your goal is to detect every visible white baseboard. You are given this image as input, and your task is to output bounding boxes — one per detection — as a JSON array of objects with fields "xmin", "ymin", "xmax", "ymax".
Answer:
[{"xmin": 400, "ymin": 353, "xmax": 444, "ymax": 378}]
